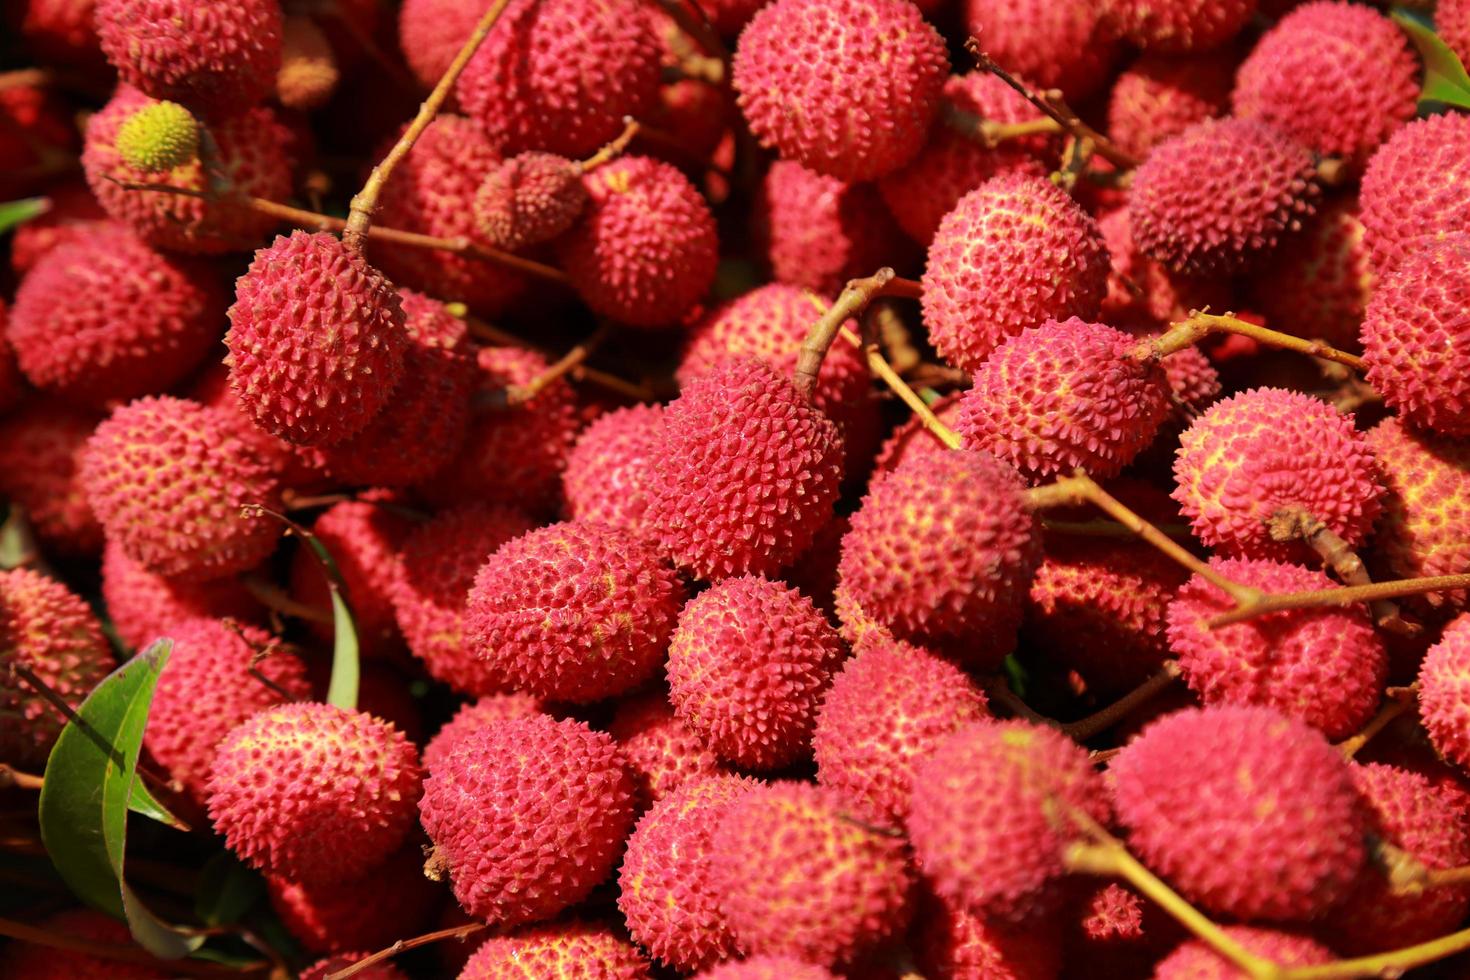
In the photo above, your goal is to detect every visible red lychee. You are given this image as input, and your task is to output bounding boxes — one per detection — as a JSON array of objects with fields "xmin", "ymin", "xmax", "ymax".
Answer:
[
  {"xmin": 1249, "ymin": 196, "xmax": 1373, "ymax": 351},
  {"xmin": 0, "ymin": 401, "xmax": 103, "ymax": 557},
  {"xmin": 1359, "ymin": 112, "xmax": 1470, "ymax": 276},
  {"xmin": 1102, "ymin": 0, "xmax": 1257, "ymax": 52},
  {"xmin": 473, "ymin": 152, "xmax": 587, "ymax": 252},
  {"xmin": 609, "ymin": 691, "xmax": 724, "ymax": 807},
  {"xmin": 397, "ymin": 0, "xmax": 480, "ymax": 90},
  {"xmin": 1418, "ymin": 615, "xmax": 1470, "ymax": 772},
  {"xmin": 1106, "ymin": 50, "xmax": 1236, "ymax": 160},
  {"xmin": 562, "ymin": 404, "xmax": 664, "ymax": 540},
  {"xmin": 697, "ymin": 957, "xmax": 836, "ymax": 980},
  {"xmin": 0, "ymin": 908, "xmax": 169, "ymax": 979},
  {"xmin": 1154, "ymin": 926, "xmax": 1334, "ymax": 978},
  {"xmin": 9, "ymin": 183, "xmax": 110, "ymax": 278},
  {"xmin": 1098, "ymin": 206, "xmax": 1233, "ymax": 331},
  {"xmin": 289, "ymin": 500, "xmax": 411, "ymax": 661},
  {"xmin": 962, "ymin": 0, "xmax": 1118, "ymax": 101},
  {"xmin": 913, "ymin": 888, "xmax": 1063, "ymax": 980},
  {"xmin": 460, "ymin": 920, "xmax": 652, "ymax": 979},
  {"xmin": 100, "ymin": 541, "xmax": 259, "ymax": 651},
  {"xmin": 1367, "ymin": 418, "xmax": 1470, "ymax": 609},
  {"xmin": 268, "ymin": 844, "xmax": 442, "ymax": 955},
  {"xmin": 420, "ymin": 693, "xmax": 547, "ymax": 773}
]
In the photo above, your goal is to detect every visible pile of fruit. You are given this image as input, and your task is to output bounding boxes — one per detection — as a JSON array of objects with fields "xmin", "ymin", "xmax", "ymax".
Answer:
[{"xmin": 6, "ymin": 0, "xmax": 1470, "ymax": 976}]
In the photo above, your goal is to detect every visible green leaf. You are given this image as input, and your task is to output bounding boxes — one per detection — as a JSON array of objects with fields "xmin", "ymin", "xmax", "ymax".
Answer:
[
  {"xmin": 194, "ymin": 853, "xmax": 264, "ymax": 927},
  {"xmin": 0, "ymin": 198, "xmax": 49, "ymax": 236},
  {"xmin": 38, "ymin": 639, "xmax": 204, "ymax": 959},
  {"xmin": 1394, "ymin": 9, "xmax": 1470, "ymax": 109},
  {"xmin": 291, "ymin": 517, "xmax": 359, "ymax": 711},
  {"xmin": 128, "ymin": 776, "xmax": 189, "ymax": 832}
]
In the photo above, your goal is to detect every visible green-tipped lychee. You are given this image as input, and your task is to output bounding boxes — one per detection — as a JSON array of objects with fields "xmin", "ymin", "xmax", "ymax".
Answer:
[{"xmin": 114, "ymin": 100, "xmax": 199, "ymax": 173}]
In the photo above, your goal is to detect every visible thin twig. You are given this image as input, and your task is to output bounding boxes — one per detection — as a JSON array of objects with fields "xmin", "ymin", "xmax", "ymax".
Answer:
[
  {"xmin": 579, "ymin": 118, "xmax": 641, "ymax": 171},
  {"xmin": 242, "ymin": 573, "xmax": 334, "ymax": 626},
  {"xmin": 1208, "ymin": 573, "xmax": 1470, "ymax": 628},
  {"xmin": 1041, "ymin": 518, "xmax": 1194, "ymax": 541},
  {"xmin": 1337, "ymin": 685, "xmax": 1417, "ymax": 760},
  {"xmin": 506, "ymin": 325, "xmax": 612, "ymax": 405},
  {"xmin": 980, "ymin": 676, "xmax": 1053, "ymax": 726},
  {"xmin": 1268, "ymin": 507, "xmax": 1418, "ymax": 637},
  {"xmin": 793, "ymin": 270, "xmax": 923, "ymax": 402},
  {"xmin": 1138, "ymin": 310, "xmax": 1365, "ymax": 373},
  {"xmin": 1062, "ymin": 662, "xmax": 1182, "ymax": 742},
  {"xmin": 461, "ymin": 315, "xmax": 657, "ymax": 401},
  {"xmin": 942, "ymin": 103, "xmax": 1064, "ymax": 149},
  {"xmin": 342, "ymin": 0, "xmax": 514, "ymax": 251},
  {"xmin": 0, "ymin": 765, "xmax": 43, "ymax": 791},
  {"xmin": 843, "ymin": 325, "xmax": 961, "ymax": 450},
  {"xmin": 326, "ymin": 922, "xmax": 489, "ymax": 980}
]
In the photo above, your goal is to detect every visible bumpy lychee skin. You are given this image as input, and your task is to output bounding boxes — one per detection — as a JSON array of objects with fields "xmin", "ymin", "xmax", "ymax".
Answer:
[
  {"xmin": 1419, "ymin": 615, "xmax": 1470, "ymax": 772},
  {"xmin": 269, "ymin": 844, "xmax": 442, "ymax": 955},
  {"xmin": 955, "ymin": 318, "xmax": 1173, "ymax": 482},
  {"xmin": 557, "ymin": 156, "xmax": 718, "ymax": 329},
  {"xmin": 0, "ymin": 402, "xmax": 103, "ymax": 558},
  {"xmin": 1232, "ymin": 2, "xmax": 1417, "ymax": 172},
  {"xmin": 1099, "ymin": 207, "xmax": 1233, "ymax": 332},
  {"xmin": 619, "ymin": 774, "xmax": 760, "ymax": 972},
  {"xmin": 1112, "ymin": 705, "xmax": 1367, "ymax": 920},
  {"xmin": 145, "ymin": 617, "xmax": 310, "ymax": 804},
  {"xmin": 1250, "ymin": 197, "xmax": 1373, "ymax": 351},
  {"xmin": 698, "ymin": 958, "xmax": 836, "ymax": 980},
  {"xmin": 96, "ymin": 0, "xmax": 282, "ymax": 118},
  {"xmin": 276, "ymin": 15, "xmax": 338, "ymax": 111},
  {"xmin": 10, "ymin": 179, "xmax": 110, "ymax": 273},
  {"xmin": 82, "ymin": 396, "xmax": 281, "ymax": 581},
  {"xmin": 473, "ymin": 152, "xmax": 587, "ymax": 252},
  {"xmin": 1367, "ymin": 418, "xmax": 1470, "ymax": 609},
  {"xmin": 872, "ymin": 393, "xmax": 964, "ymax": 476},
  {"xmin": 0, "ymin": 568, "xmax": 113, "ymax": 769},
  {"xmin": 562, "ymin": 404, "xmax": 664, "ymax": 539},
  {"xmin": 1155, "ymin": 927, "xmax": 1334, "ymax": 979},
  {"xmin": 755, "ymin": 160, "xmax": 906, "ymax": 297},
  {"xmin": 1024, "ymin": 535, "xmax": 1186, "ymax": 697},
  {"xmin": 914, "ymin": 889, "xmax": 1062, "ymax": 980},
  {"xmin": 397, "ymin": 0, "xmax": 479, "ymax": 90},
  {"xmin": 922, "ymin": 174, "xmax": 1109, "ymax": 372},
  {"xmin": 1102, "ymin": 0, "xmax": 1257, "ymax": 51},
  {"xmin": 961, "ymin": 0, "xmax": 1118, "ymax": 101},
  {"xmin": 668, "ymin": 576, "xmax": 845, "ymax": 770},
  {"xmin": 208, "ymin": 702, "xmax": 422, "ymax": 885},
  {"xmin": 1107, "ymin": 50, "xmax": 1235, "ymax": 160},
  {"xmin": 391, "ymin": 505, "xmax": 535, "ymax": 697},
  {"xmin": 1361, "ymin": 234, "xmax": 1470, "ymax": 436},
  {"xmin": 1172, "ymin": 387, "xmax": 1382, "ymax": 561},
  {"xmin": 837, "ymin": 450, "xmax": 1040, "ymax": 668},
  {"xmin": 1129, "ymin": 118, "xmax": 1319, "ymax": 275},
  {"xmin": 84, "ymin": 87, "xmax": 290, "ymax": 255},
  {"xmin": 419, "ymin": 714, "xmax": 636, "ymax": 925},
  {"xmin": 813, "ymin": 637, "xmax": 988, "ymax": 827},
  {"xmin": 1168, "ymin": 558, "xmax": 1385, "ymax": 739},
  {"xmin": 0, "ymin": 908, "xmax": 169, "ymax": 979},
  {"xmin": 10, "ymin": 228, "xmax": 221, "ymax": 406},
  {"xmin": 610, "ymin": 692, "xmax": 724, "ymax": 807},
  {"xmin": 101, "ymin": 541, "xmax": 258, "ymax": 651},
  {"xmin": 460, "ymin": 920, "xmax": 652, "ymax": 979},
  {"xmin": 908, "ymin": 721, "xmax": 1110, "ymax": 920},
  {"xmin": 227, "ymin": 231, "xmax": 408, "ymax": 447},
  {"xmin": 290, "ymin": 501, "xmax": 411, "ymax": 661},
  {"xmin": 466, "ymin": 521, "xmax": 684, "ymax": 704},
  {"xmin": 710, "ymin": 782, "xmax": 913, "ymax": 967},
  {"xmin": 733, "ymin": 0, "xmax": 946, "ymax": 182},
  {"xmin": 113, "ymin": 99, "xmax": 198, "ymax": 172},
  {"xmin": 1327, "ymin": 763, "xmax": 1470, "ymax": 953},
  {"xmin": 647, "ymin": 356, "xmax": 843, "ymax": 580},
  {"xmin": 420, "ymin": 694, "xmax": 547, "ymax": 773},
  {"xmin": 878, "ymin": 72, "xmax": 1052, "ymax": 245},
  {"xmin": 369, "ymin": 115, "xmax": 526, "ymax": 315},
  {"xmin": 1360, "ymin": 113, "xmax": 1470, "ymax": 276}
]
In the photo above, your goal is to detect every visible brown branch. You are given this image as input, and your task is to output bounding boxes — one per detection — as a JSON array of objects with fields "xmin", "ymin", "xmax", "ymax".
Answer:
[
  {"xmin": 0, "ymin": 765, "xmax": 43, "ymax": 790},
  {"xmin": 579, "ymin": 118, "xmax": 641, "ymax": 171},
  {"xmin": 942, "ymin": 103, "xmax": 1064, "ymax": 149},
  {"xmin": 506, "ymin": 325, "xmax": 612, "ymax": 405},
  {"xmin": 342, "ymin": 0, "xmax": 513, "ymax": 251},
  {"xmin": 1062, "ymin": 662, "xmax": 1182, "ymax": 742},
  {"xmin": 1207, "ymin": 573, "xmax": 1470, "ymax": 628},
  {"xmin": 1138, "ymin": 310, "xmax": 1365, "ymax": 373},
  {"xmin": 326, "ymin": 922, "xmax": 489, "ymax": 980},
  {"xmin": 964, "ymin": 42, "xmax": 1139, "ymax": 171},
  {"xmin": 1337, "ymin": 685, "xmax": 1417, "ymax": 760},
  {"xmin": 0, "ymin": 69, "xmax": 53, "ymax": 92},
  {"xmin": 793, "ymin": 269, "xmax": 923, "ymax": 402},
  {"xmin": 1268, "ymin": 507, "xmax": 1418, "ymax": 637},
  {"xmin": 461, "ymin": 315, "xmax": 657, "ymax": 401},
  {"xmin": 842, "ymin": 324, "xmax": 961, "ymax": 450},
  {"xmin": 242, "ymin": 573, "xmax": 334, "ymax": 626},
  {"xmin": 980, "ymin": 676, "xmax": 1053, "ymax": 726}
]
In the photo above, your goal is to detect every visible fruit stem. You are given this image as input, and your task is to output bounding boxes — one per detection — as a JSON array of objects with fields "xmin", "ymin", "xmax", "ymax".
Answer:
[
  {"xmin": 1061, "ymin": 662, "xmax": 1182, "ymax": 742},
  {"xmin": 1273, "ymin": 926, "xmax": 1470, "ymax": 979},
  {"xmin": 342, "ymin": 0, "xmax": 513, "ymax": 253},
  {"xmin": 324, "ymin": 922, "xmax": 489, "ymax": 980},
  {"xmin": 1336, "ymin": 684, "xmax": 1417, "ymax": 759},
  {"xmin": 241, "ymin": 573, "xmax": 334, "ymax": 626},
  {"xmin": 843, "ymin": 323, "xmax": 962, "ymax": 449},
  {"xmin": 0, "ymin": 764, "xmax": 43, "ymax": 790},
  {"xmin": 942, "ymin": 102, "xmax": 1064, "ymax": 148},
  {"xmin": 1041, "ymin": 517, "xmax": 1194, "ymax": 540},
  {"xmin": 981, "ymin": 675, "xmax": 1053, "ymax": 725},
  {"xmin": 652, "ymin": 0, "xmax": 729, "ymax": 79},
  {"xmin": 1138, "ymin": 311, "xmax": 1366, "ymax": 373},
  {"xmin": 107, "ymin": 180, "xmax": 570, "ymax": 284},
  {"xmin": 1267, "ymin": 507, "xmax": 1419, "ymax": 637},
  {"xmin": 461, "ymin": 314, "xmax": 660, "ymax": 401},
  {"xmin": 964, "ymin": 41, "xmax": 1140, "ymax": 171},
  {"xmin": 578, "ymin": 118, "xmax": 642, "ymax": 172},
  {"xmin": 794, "ymin": 269, "xmax": 923, "ymax": 401},
  {"xmin": 1208, "ymin": 573, "xmax": 1470, "ymax": 628},
  {"xmin": 505, "ymin": 324, "xmax": 613, "ymax": 405},
  {"xmin": 1063, "ymin": 809, "xmax": 1281, "ymax": 978},
  {"xmin": 1025, "ymin": 471, "xmax": 1264, "ymax": 607}
]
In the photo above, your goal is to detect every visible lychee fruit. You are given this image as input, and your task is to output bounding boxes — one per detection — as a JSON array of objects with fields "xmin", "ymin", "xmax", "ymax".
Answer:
[
  {"xmin": 1232, "ymin": 1, "xmax": 1418, "ymax": 172},
  {"xmin": 208, "ymin": 701, "xmax": 422, "ymax": 885},
  {"xmin": 100, "ymin": 541, "xmax": 259, "ymax": 651},
  {"xmin": 1171, "ymin": 387, "xmax": 1382, "ymax": 561},
  {"xmin": 9, "ymin": 227, "xmax": 222, "ymax": 406},
  {"xmin": 289, "ymin": 500, "xmax": 411, "ymax": 661},
  {"xmin": 913, "ymin": 888, "xmax": 1063, "ymax": 980},
  {"xmin": 226, "ymin": 230, "xmax": 408, "ymax": 447},
  {"xmin": 955, "ymin": 317, "xmax": 1173, "ymax": 482},
  {"xmin": 609, "ymin": 691, "xmax": 724, "ymax": 807},
  {"xmin": 473, "ymin": 152, "xmax": 588, "ymax": 252},
  {"xmin": 1442, "ymin": 0, "xmax": 1470, "ymax": 71},
  {"xmin": 17, "ymin": 0, "xmax": 108, "ymax": 72},
  {"xmin": 618, "ymin": 773, "xmax": 760, "ymax": 972},
  {"xmin": 667, "ymin": 575, "xmax": 845, "ymax": 770},
  {"xmin": 1154, "ymin": 926, "xmax": 1334, "ymax": 978},
  {"xmin": 709, "ymin": 781, "xmax": 913, "ymax": 967},
  {"xmin": 1249, "ymin": 196, "xmax": 1373, "ymax": 351},
  {"xmin": 697, "ymin": 957, "xmax": 836, "ymax": 980},
  {"xmin": 0, "ymin": 568, "xmax": 114, "ymax": 769},
  {"xmin": 871, "ymin": 392, "xmax": 964, "ymax": 476},
  {"xmin": 268, "ymin": 843, "xmax": 442, "ymax": 956},
  {"xmin": 556, "ymin": 155, "xmax": 718, "ymax": 329},
  {"xmin": 961, "ymin": 0, "xmax": 1119, "ymax": 101},
  {"xmin": 1106, "ymin": 50, "xmax": 1236, "ymax": 160},
  {"xmin": 418, "ymin": 714, "xmax": 635, "ymax": 925},
  {"xmin": 459, "ymin": 920, "xmax": 652, "ymax": 978},
  {"xmin": 1111, "ymin": 705, "xmax": 1367, "ymax": 920},
  {"xmin": 391, "ymin": 504, "xmax": 535, "ymax": 697},
  {"xmin": 1418, "ymin": 614, "xmax": 1470, "ymax": 772},
  {"xmin": 812, "ymin": 637, "xmax": 988, "ymax": 827},
  {"xmin": 1366, "ymin": 418, "xmax": 1470, "ymax": 609},
  {"xmin": 837, "ymin": 449, "xmax": 1040, "ymax": 669},
  {"xmin": 420, "ymin": 693, "xmax": 548, "ymax": 773},
  {"xmin": 9, "ymin": 184, "xmax": 111, "ymax": 279},
  {"xmin": 0, "ymin": 401, "xmax": 104, "ymax": 557},
  {"xmin": 112, "ymin": 99, "xmax": 198, "ymax": 173},
  {"xmin": 646, "ymin": 356, "xmax": 843, "ymax": 580},
  {"xmin": 733, "ymin": 0, "xmax": 947, "ymax": 182},
  {"xmin": 1101, "ymin": 0, "xmax": 1257, "ymax": 52},
  {"xmin": 145, "ymin": 617, "xmax": 310, "ymax": 804},
  {"xmin": 1167, "ymin": 557, "xmax": 1386, "ymax": 739},
  {"xmin": 82, "ymin": 395, "xmax": 281, "ymax": 581},
  {"xmin": 1359, "ymin": 112, "xmax": 1470, "ymax": 276},
  {"xmin": 465, "ymin": 520, "xmax": 684, "ymax": 703},
  {"xmin": 397, "ymin": 0, "xmax": 480, "ymax": 90},
  {"xmin": 908, "ymin": 720, "xmax": 1110, "ymax": 920},
  {"xmin": 1098, "ymin": 206, "xmax": 1233, "ymax": 331},
  {"xmin": 922, "ymin": 173, "xmax": 1110, "ymax": 372},
  {"xmin": 276, "ymin": 15, "xmax": 339, "ymax": 111},
  {"xmin": 0, "ymin": 907, "xmax": 169, "ymax": 979},
  {"xmin": 457, "ymin": 0, "xmax": 662, "ymax": 158},
  {"xmin": 562, "ymin": 404, "xmax": 665, "ymax": 540}
]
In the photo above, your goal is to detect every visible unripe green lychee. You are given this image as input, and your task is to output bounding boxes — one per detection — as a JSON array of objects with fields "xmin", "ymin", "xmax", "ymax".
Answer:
[{"xmin": 113, "ymin": 100, "xmax": 199, "ymax": 173}]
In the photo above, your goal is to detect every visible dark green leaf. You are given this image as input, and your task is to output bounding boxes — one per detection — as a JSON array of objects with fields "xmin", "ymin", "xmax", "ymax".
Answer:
[
  {"xmin": 0, "ymin": 198, "xmax": 49, "ymax": 236},
  {"xmin": 38, "ymin": 639, "xmax": 204, "ymax": 959},
  {"xmin": 1394, "ymin": 9, "xmax": 1470, "ymax": 108},
  {"xmin": 128, "ymin": 777, "xmax": 189, "ymax": 832},
  {"xmin": 194, "ymin": 852, "xmax": 265, "ymax": 927},
  {"xmin": 284, "ymin": 511, "xmax": 359, "ymax": 711}
]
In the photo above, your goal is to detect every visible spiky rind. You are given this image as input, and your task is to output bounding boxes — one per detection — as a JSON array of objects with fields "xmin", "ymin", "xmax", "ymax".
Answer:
[
  {"xmin": 961, "ymin": 0, "xmax": 1118, "ymax": 100},
  {"xmin": 609, "ymin": 692, "xmax": 724, "ymax": 807},
  {"xmin": 1419, "ymin": 615, "xmax": 1470, "ymax": 773},
  {"xmin": 421, "ymin": 694, "xmax": 547, "ymax": 774},
  {"xmin": 101, "ymin": 542, "xmax": 258, "ymax": 652},
  {"xmin": 1155, "ymin": 927, "xmax": 1334, "ymax": 978},
  {"xmin": 562, "ymin": 404, "xmax": 665, "ymax": 540},
  {"xmin": 697, "ymin": 957, "xmax": 837, "ymax": 980},
  {"xmin": 268, "ymin": 844, "xmax": 441, "ymax": 955},
  {"xmin": 1107, "ymin": 51, "xmax": 1235, "ymax": 159},
  {"xmin": 1250, "ymin": 197, "xmax": 1373, "ymax": 351},
  {"xmin": 473, "ymin": 152, "xmax": 587, "ymax": 252},
  {"xmin": 1366, "ymin": 418, "xmax": 1470, "ymax": 609},
  {"xmin": 1359, "ymin": 113, "xmax": 1470, "ymax": 276},
  {"xmin": 460, "ymin": 920, "xmax": 652, "ymax": 979},
  {"xmin": 1102, "ymin": 0, "xmax": 1257, "ymax": 52},
  {"xmin": 0, "ymin": 402, "xmax": 103, "ymax": 557},
  {"xmin": 113, "ymin": 99, "xmax": 198, "ymax": 172}
]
